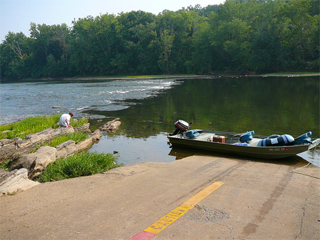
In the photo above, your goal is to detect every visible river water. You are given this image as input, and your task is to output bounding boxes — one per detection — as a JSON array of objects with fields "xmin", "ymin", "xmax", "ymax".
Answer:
[{"xmin": 0, "ymin": 76, "xmax": 319, "ymax": 167}]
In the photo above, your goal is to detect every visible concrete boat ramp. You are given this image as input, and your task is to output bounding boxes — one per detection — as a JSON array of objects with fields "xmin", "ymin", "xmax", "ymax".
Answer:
[{"xmin": 1, "ymin": 155, "xmax": 319, "ymax": 240}]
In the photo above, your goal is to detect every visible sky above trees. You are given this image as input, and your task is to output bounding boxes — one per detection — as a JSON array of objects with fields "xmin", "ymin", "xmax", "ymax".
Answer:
[{"xmin": 0, "ymin": 0, "xmax": 225, "ymax": 42}]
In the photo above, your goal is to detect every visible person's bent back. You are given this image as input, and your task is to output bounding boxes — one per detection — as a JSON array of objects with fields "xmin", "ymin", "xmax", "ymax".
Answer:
[{"xmin": 59, "ymin": 112, "xmax": 73, "ymax": 127}]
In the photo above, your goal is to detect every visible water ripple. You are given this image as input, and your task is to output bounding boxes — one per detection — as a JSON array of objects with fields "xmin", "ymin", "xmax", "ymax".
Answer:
[{"xmin": 0, "ymin": 79, "xmax": 180, "ymax": 124}]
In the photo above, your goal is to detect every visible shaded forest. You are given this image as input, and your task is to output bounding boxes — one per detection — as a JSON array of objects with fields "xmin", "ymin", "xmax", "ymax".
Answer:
[{"xmin": 0, "ymin": 0, "xmax": 319, "ymax": 80}]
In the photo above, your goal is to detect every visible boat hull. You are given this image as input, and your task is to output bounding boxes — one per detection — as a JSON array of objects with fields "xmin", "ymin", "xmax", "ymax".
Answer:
[{"xmin": 168, "ymin": 131, "xmax": 316, "ymax": 159}]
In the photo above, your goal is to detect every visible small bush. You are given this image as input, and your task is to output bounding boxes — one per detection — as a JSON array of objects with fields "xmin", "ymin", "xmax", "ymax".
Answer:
[
  {"xmin": 0, "ymin": 160, "xmax": 10, "ymax": 171},
  {"xmin": 37, "ymin": 152, "xmax": 123, "ymax": 182}
]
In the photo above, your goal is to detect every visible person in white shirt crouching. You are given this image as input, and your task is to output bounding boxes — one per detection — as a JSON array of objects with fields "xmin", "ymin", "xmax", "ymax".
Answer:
[{"xmin": 59, "ymin": 112, "xmax": 73, "ymax": 127}]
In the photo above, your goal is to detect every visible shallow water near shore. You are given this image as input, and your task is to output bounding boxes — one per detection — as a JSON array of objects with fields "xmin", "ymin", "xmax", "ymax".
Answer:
[{"xmin": 1, "ymin": 76, "xmax": 319, "ymax": 166}]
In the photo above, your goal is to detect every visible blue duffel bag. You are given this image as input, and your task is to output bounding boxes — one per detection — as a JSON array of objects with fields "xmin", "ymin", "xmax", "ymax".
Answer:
[
  {"xmin": 258, "ymin": 134, "xmax": 294, "ymax": 147},
  {"xmin": 186, "ymin": 130, "xmax": 200, "ymax": 139}
]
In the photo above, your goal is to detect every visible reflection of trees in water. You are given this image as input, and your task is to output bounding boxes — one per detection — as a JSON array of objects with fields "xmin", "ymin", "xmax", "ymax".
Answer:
[
  {"xmin": 86, "ymin": 77, "xmax": 320, "ymax": 165},
  {"xmin": 89, "ymin": 77, "xmax": 319, "ymax": 139}
]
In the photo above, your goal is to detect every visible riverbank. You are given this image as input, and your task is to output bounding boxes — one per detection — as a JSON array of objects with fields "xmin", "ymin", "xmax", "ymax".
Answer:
[
  {"xmin": 1, "ymin": 155, "xmax": 319, "ymax": 239},
  {"xmin": 2, "ymin": 72, "xmax": 319, "ymax": 82},
  {"xmin": 62, "ymin": 72, "xmax": 320, "ymax": 80},
  {"xmin": 258, "ymin": 72, "xmax": 320, "ymax": 77},
  {"xmin": 50, "ymin": 72, "xmax": 320, "ymax": 80}
]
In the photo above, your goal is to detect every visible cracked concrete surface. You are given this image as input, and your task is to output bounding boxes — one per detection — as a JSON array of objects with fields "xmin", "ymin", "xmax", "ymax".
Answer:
[{"xmin": 1, "ymin": 156, "xmax": 319, "ymax": 240}]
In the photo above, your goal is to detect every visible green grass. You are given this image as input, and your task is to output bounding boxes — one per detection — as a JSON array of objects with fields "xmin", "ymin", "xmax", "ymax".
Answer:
[
  {"xmin": 0, "ymin": 115, "xmax": 88, "ymax": 140},
  {"xmin": 46, "ymin": 132, "xmax": 89, "ymax": 147},
  {"xmin": 37, "ymin": 152, "xmax": 123, "ymax": 182},
  {"xmin": 0, "ymin": 160, "xmax": 10, "ymax": 171}
]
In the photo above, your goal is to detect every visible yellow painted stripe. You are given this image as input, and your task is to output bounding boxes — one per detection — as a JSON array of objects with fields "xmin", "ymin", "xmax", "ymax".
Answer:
[
  {"xmin": 144, "ymin": 182, "xmax": 224, "ymax": 235},
  {"xmin": 183, "ymin": 181, "xmax": 224, "ymax": 208},
  {"xmin": 144, "ymin": 205, "xmax": 191, "ymax": 234}
]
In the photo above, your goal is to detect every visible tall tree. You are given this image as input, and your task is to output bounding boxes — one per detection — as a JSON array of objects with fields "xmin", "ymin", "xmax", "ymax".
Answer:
[
  {"xmin": 0, "ymin": 32, "xmax": 32, "ymax": 78},
  {"xmin": 29, "ymin": 23, "xmax": 63, "ymax": 77},
  {"xmin": 158, "ymin": 29, "xmax": 175, "ymax": 73},
  {"xmin": 52, "ymin": 24, "xmax": 70, "ymax": 64},
  {"xmin": 112, "ymin": 11, "xmax": 156, "ymax": 74},
  {"xmin": 276, "ymin": 0, "xmax": 319, "ymax": 69}
]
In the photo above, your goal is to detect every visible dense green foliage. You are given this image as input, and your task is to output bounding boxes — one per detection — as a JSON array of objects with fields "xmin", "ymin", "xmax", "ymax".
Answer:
[
  {"xmin": 37, "ymin": 152, "xmax": 122, "ymax": 182},
  {"xmin": 0, "ymin": 115, "xmax": 88, "ymax": 140},
  {"xmin": 1, "ymin": 0, "xmax": 318, "ymax": 79}
]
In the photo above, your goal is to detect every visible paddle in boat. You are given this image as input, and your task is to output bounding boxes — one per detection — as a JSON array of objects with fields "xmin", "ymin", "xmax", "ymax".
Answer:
[{"xmin": 167, "ymin": 120, "xmax": 320, "ymax": 159}]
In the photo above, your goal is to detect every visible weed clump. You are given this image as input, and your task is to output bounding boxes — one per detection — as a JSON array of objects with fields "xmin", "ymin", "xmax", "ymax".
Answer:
[
  {"xmin": 0, "ymin": 160, "xmax": 10, "ymax": 171},
  {"xmin": 37, "ymin": 152, "xmax": 122, "ymax": 182}
]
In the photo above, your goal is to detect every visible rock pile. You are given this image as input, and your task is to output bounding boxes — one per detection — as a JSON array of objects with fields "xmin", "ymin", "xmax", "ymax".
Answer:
[
  {"xmin": 0, "ymin": 168, "xmax": 40, "ymax": 195},
  {"xmin": 0, "ymin": 118, "xmax": 121, "ymax": 195},
  {"xmin": 0, "ymin": 123, "xmax": 102, "ymax": 195},
  {"xmin": 0, "ymin": 127, "xmax": 74, "ymax": 163}
]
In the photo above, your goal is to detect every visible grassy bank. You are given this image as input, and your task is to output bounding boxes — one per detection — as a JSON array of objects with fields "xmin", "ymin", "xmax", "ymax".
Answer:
[
  {"xmin": 0, "ymin": 115, "xmax": 123, "ymax": 181},
  {"xmin": 37, "ymin": 152, "xmax": 122, "ymax": 182},
  {"xmin": 0, "ymin": 115, "xmax": 88, "ymax": 140}
]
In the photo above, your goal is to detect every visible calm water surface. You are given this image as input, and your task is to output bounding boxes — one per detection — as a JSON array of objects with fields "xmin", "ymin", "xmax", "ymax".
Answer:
[{"xmin": 1, "ymin": 77, "xmax": 319, "ymax": 166}]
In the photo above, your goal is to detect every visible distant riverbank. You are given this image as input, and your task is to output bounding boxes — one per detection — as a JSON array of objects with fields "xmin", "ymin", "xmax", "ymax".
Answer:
[
  {"xmin": 1, "ymin": 72, "xmax": 319, "ymax": 82},
  {"xmin": 258, "ymin": 72, "xmax": 320, "ymax": 77},
  {"xmin": 48, "ymin": 72, "xmax": 320, "ymax": 81}
]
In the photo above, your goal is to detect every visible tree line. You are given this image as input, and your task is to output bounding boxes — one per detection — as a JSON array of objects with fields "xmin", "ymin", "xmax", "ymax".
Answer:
[{"xmin": 0, "ymin": 0, "xmax": 318, "ymax": 80}]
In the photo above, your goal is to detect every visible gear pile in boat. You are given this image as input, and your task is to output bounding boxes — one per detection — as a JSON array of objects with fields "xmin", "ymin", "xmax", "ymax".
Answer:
[{"xmin": 239, "ymin": 130, "xmax": 312, "ymax": 146}]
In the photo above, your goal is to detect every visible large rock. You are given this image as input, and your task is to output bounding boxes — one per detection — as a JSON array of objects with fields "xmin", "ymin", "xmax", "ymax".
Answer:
[
  {"xmin": 26, "ymin": 127, "xmax": 74, "ymax": 143},
  {"xmin": 55, "ymin": 129, "xmax": 101, "ymax": 158},
  {"xmin": 0, "ymin": 168, "xmax": 39, "ymax": 195},
  {"xmin": 8, "ymin": 146, "xmax": 57, "ymax": 180},
  {"xmin": 0, "ymin": 127, "xmax": 75, "ymax": 163},
  {"xmin": 76, "ymin": 129, "xmax": 101, "ymax": 151},
  {"xmin": 0, "ymin": 138, "xmax": 15, "ymax": 147},
  {"xmin": 0, "ymin": 138, "xmax": 25, "ymax": 163},
  {"xmin": 28, "ymin": 146, "xmax": 58, "ymax": 180},
  {"xmin": 0, "ymin": 144, "xmax": 18, "ymax": 163},
  {"xmin": 99, "ymin": 118, "xmax": 121, "ymax": 132},
  {"xmin": 75, "ymin": 123, "xmax": 91, "ymax": 133},
  {"xmin": 55, "ymin": 140, "xmax": 77, "ymax": 159}
]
